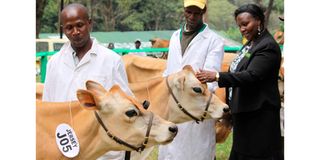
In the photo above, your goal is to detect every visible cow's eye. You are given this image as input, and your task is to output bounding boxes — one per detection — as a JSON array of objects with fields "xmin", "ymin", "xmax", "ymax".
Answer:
[
  {"xmin": 192, "ymin": 87, "xmax": 202, "ymax": 93},
  {"xmin": 125, "ymin": 109, "xmax": 138, "ymax": 117}
]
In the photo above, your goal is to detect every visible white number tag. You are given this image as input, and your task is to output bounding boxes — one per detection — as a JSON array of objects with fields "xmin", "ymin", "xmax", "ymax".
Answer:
[{"xmin": 55, "ymin": 123, "xmax": 80, "ymax": 158}]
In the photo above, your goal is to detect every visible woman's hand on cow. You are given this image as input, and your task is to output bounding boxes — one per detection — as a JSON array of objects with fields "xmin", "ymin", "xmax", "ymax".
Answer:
[{"xmin": 196, "ymin": 69, "xmax": 216, "ymax": 83}]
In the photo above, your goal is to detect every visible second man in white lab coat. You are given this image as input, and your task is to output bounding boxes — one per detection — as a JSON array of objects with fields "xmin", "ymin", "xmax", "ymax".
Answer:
[{"xmin": 158, "ymin": 0, "xmax": 224, "ymax": 159}]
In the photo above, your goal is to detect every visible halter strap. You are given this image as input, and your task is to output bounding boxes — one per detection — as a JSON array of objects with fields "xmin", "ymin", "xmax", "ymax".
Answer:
[
  {"xmin": 165, "ymin": 76, "xmax": 212, "ymax": 123},
  {"xmin": 94, "ymin": 111, "xmax": 154, "ymax": 152}
]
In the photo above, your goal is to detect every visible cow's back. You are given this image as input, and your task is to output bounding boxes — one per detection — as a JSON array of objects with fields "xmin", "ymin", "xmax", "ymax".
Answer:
[{"xmin": 122, "ymin": 54, "xmax": 166, "ymax": 83}]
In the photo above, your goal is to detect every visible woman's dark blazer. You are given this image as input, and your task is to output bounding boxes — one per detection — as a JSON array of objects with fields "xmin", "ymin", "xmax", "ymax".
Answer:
[
  {"xmin": 218, "ymin": 29, "xmax": 282, "ymax": 114},
  {"xmin": 218, "ymin": 30, "xmax": 282, "ymax": 157}
]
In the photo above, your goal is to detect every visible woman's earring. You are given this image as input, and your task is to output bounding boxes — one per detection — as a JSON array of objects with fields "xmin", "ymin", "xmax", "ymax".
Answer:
[{"xmin": 258, "ymin": 26, "xmax": 261, "ymax": 36}]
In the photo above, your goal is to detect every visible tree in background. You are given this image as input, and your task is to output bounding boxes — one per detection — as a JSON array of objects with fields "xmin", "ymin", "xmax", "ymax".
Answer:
[
  {"xmin": 36, "ymin": 0, "xmax": 283, "ymax": 43},
  {"xmin": 39, "ymin": 0, "xmax": 60, "ymax": 34},
  {"xmin": 208, "ymin": 0, "xmax": 237, "ymax": 30},
  {"xmin": 98, "ymin": 0, "xmax": 183, "ymax": 31},
  {"xmin": 36, "ymin": 0, "xmax": 48, "ymax": 38},
  {"xmin": 208, "ymin": 0, "xmax": 241, "ymax": 42},
  {"xmin": 137, "ymin": 0, "xmax": 183, "ymax": 31},
  {"xmin": 226, "ymin": 0, "xmax": 283, "ymax": 29},
  {"xmin": 208, "ymin": 0, "xmax": 283, "ymax": 42}
]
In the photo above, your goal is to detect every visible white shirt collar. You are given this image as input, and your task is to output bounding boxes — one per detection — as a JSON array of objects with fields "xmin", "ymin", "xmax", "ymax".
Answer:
[{"xmin": 69, "ymin": 38, "xmax": 98, "ymax": 66}]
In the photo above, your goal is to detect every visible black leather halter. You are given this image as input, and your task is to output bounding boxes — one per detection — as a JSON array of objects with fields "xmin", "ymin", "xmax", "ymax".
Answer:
[
  {"xmin": 165, "ymin": 76, "xmax": 213, "ymax": 124},
  {"xmin": 94, "ymin": 111, "xmax": 154, "ymax": 152}
]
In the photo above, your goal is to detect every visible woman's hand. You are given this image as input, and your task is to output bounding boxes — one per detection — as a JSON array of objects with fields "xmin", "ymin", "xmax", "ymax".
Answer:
[{"xmin": 195, "ymin": 69, "xmax": 216, "ymax": 83}]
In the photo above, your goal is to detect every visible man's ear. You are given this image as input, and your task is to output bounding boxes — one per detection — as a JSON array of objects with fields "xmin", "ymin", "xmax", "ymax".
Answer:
[
  {"xmin": 77, "ymin": 89, "xmax": 99, "ymax": 110},
  {"xmin": 88, "ymin": 18, "xmax": 92, "ymax": 31}
]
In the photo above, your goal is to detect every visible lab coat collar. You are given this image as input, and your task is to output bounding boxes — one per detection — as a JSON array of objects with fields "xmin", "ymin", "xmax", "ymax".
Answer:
[
  {"xmin": 189, "ymin": 24, "xmax": 210, "ymax": 43},
  {"xmin": 182, "ymin": 24, "xmax": 210, "ymax": 57},
  {"xmin": 62, "ymin": 38, "xmax": 98, "ymax": 69}
]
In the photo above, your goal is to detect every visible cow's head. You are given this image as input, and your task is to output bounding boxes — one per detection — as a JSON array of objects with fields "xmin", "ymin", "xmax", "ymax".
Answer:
[
  {"xmin": 167, "ymin": 65, "xmax": 229, "ymax": 123},
  {"xmin": 77, "ymin": 80, "xmax": 177, "ymax": 151}
]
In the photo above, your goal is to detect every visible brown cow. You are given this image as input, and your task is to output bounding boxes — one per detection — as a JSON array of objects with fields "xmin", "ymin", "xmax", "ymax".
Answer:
[
  {"xmin": 150, "ymin": 38, "xmax": 169, "ymax": 48},
  {"xmin": 36, "ymin": 83, "xmax": 44, "ymax": 100},
  {"xmin": 128, "ymin": 65, "xmax": 229, "ymax": 122},
  {"xmin": 122, "ymin": 54, "xmax": 235, "ymax": 144},
  {"xmin": 124, "ymin": 54, "xmax": 166, "ymax": 83},
  {"xmin": 36, "ymin": 80, "xmax": 177, "ymax": 160},
  {"xmin": 127, "ymin": 65, "xmax": 229, "ymax": 160},
  {"xmin": 274, "ymin": 30, "xmax": 284, "ymax": 45},
  {"xmin": 150, "ymin": 38, "xmax": 170, "ymax": 59}
]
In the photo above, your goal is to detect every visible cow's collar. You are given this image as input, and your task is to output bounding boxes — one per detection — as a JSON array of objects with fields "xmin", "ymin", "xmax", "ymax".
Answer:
[
  {"xmin": 165, "ymin": 76, "xmax": 212, "ymax": 123},
  {"xmin": 94, "ymin": 111, "xmax": 153, "ymax": 152}
]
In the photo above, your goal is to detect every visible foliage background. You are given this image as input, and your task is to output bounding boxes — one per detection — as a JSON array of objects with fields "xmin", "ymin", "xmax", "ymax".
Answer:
[{"xmin": 37, "ymin": 0, "xmax": 284, "ymax": 43}]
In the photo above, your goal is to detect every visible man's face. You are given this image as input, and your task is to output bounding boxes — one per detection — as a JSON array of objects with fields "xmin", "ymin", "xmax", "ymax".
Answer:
[
  {"xmin": 184, "ymin": 6, "xmax": 204, "ymax": 31},
  {"xmin": 135, "ymin": 42, "xmax": 141, "ymax": 49},
  {"xmin": 61, "ymin": 8, "xmax": 91, "ymax": 49}
]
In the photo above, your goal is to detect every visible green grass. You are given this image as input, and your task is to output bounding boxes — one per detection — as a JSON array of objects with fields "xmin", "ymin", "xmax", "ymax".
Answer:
[
  {"xmin": 216, "ymin": 132, "xmax": 233, "ymax": 160},
  {"xmin": 146, "ymin": 132, "xmax": 233, "ymax": 160},
  {"xmin": 36, "ymin": 75, "xmax": 41, "ymax": 82},
  {"xmin": 146, "ymin": 146, "xmax": 159, "ymax": 160}
]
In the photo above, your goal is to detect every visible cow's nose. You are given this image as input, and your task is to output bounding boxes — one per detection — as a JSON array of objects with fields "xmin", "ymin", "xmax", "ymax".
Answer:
[
  {"xmin": 142, "ymin": 100, "xmax": 150, "ymax": 110},
  {"xmin": 168, "ymin": 125, "xmax": 178, "ymax": 134},
  {"xmin": 223, "ymin": 107, "xmax": 230, "ymax": 113}
]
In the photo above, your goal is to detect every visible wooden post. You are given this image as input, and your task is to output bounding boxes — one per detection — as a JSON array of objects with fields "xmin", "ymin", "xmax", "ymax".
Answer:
[{"xmin": 59, "ymin": 0, "xmax": 64, "ymax": 39}]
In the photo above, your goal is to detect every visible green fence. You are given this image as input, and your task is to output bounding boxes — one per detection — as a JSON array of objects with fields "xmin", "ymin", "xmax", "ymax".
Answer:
[{"xmin": 36, "ymin": 46, "xmax": 242, "ymax": 83}]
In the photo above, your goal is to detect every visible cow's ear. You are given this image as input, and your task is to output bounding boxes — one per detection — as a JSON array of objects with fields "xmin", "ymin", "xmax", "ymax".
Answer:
[
  {"xmin": 109, "ymin": 85, "xmax": 121, "ymax": 92},
  {"xmin": 174, "ymin": 75, "xmax": 185, "ymax": 90},
  {"xmin": 183, "ymin": 65, "xmax": 194, "ymax": 73},
  {"xmin": 85, "ymin": 80, "xmax": 107, "ymax": 96},
  {"xmin": 77, "ymin": 89, "xmax": 99, "ymax": 110}
]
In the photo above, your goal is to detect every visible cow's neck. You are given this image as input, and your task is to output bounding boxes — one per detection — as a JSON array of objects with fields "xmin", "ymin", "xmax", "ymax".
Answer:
[
  {"xmin": 78, "ymin": 132, "xmax": 113, "ymax": 160},
  {"xmin": 165, "ymin": 77, "xmax": 194, "ymax": 123},
  {"xmin": 37, "ymin": 101, "xmax": 115, "ymax": 160},
  {"xmin": 129, "ymin": 76, "xmax": 192, "ymax": 123},
  {"xmin": 130, "ymin": 77, "xmax": 171, "ymax": 120},
  {"xmin": 167, "ymin": 97, "xmax": 195, "ymax": 124},
  {"xmin": 158, "ymin": 76, "xmax": 199, "ymax": 124}
]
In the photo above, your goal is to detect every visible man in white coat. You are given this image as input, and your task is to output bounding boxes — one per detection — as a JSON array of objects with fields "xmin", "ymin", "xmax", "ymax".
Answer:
[
  {"xmin": 158, "ymin": 0, "xmax": 224, "ymax": 159},
  {"xmin": 128, "ymin": 39, "xmax": 147, "ymax": 56},
  {"xmin": 42, "ymin": 3, "xmax": 130, "ymax": 160}
]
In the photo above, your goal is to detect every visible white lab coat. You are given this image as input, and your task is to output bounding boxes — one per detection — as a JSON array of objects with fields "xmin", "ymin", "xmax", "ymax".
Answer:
[
  {"xmin": 42, "ymin": 38, "xmax": 131, "ymax": 160},
  {"xmin": 159, "ymin": 24, "xmax": 224, "ymax": 160},
  {"xmin": 42, "ymin": 38, "xmax": 132, "ymax": 102}
]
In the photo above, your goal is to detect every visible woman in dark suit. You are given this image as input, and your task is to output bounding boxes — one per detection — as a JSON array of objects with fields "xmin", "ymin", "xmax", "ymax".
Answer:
[{"xmin": 196, "ymin": 4, "xmax": 283, "ymax": 160}]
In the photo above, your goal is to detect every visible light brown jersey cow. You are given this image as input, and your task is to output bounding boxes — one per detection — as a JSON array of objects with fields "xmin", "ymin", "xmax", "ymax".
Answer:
[
  {"xmin": 150, "ymin": 38, "xmax": 170, "ymax": 59},
  {"xmin": 123, "ymin": 54, "xmax": 234, "ymax": 145},
  {"xmin": 122, "ymin": 53, "xmax": 236, "ymax": 102},
  {"xmin": 128, "ymin": 65, "xmax": 229, "ymax": 123},
  {"xmin": 124, "ymin": 54, "xmax": 166, "ymax": 83},
  {"xmin": 36, "ymin": 83, "xmax": 44, "ymax": 100},
  {"xmin": 36, "ymin": 80, "xmax": 177, "ymax": 160},
  {"xmin": 127, "ymin": 65, "xmax": 229, "ymax": 160},
  {"xmin": 150, "ymin": 38, "xmax": 170, "ymax": 48}
]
